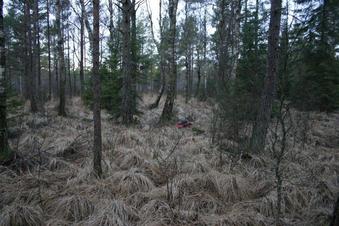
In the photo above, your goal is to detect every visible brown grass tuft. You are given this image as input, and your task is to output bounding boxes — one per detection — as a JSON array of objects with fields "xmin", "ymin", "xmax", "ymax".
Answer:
[
  {"xmin": 48, "ymin": 195, "xmax": 94, "ymax": 221},
  {"xmin": 0, "ymin": 204, "xmax": 43, "ymax": 226},
  {"xmin": 84, "ymin": 200, "xmax": 139, "ymax": 226},
  {"xmin": 118, "ymin": 168, "xmax": 155, "ymax": 195}
]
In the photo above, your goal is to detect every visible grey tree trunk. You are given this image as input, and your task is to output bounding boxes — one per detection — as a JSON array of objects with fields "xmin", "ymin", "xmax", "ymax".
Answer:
[
  {"xmin": 25, "ymin": 0, "xmax": 38, "ymax": 113},
  {"xmin": 0, "ymin": 0, "xmax": 10, "ymax": 162},
  {"xmin": 92, "ymin": 0, "xmax": 102, "ymax": 177},
  {"xmin": 67, "ymin": 26, "xmax": 72, "ymax": 97},
  {"xmin": 33, "ymin": 0, "xmax": 41, "ymax": 97},
  {"xmin": 148, "ymin": 0, "xmax": 166, "ymax": 109},
  {"xmin": 131, "ymin": 0, "xmax": 137, "ymax": 116},
  {"xmin": 230, "ymin": 0, "xmax": 241, "ymax": 81},
  {"xmin": 160, "ymin": 0, "xmax": 179, "ymax": 122},
  {"xmin": 57, "ymin": 0, "xmax": 66, "ymax": 116},
  {"xmin": 250, "ymin": 0, "xmax": 282, "ymax": 153},
  {"xmin": 121, "ymin": 0, "xmax": 133, "ymax": 124},
  {"xmin": 72, "ymin": 32, "xmax": 76, "ymax": 95},
  {"xmin": 47, "ymin": 0, "xmax": 52, "ymax": 100},
  {"xmin": 79, "ymin": 0, "xmax": 85, "ymax": 96}
]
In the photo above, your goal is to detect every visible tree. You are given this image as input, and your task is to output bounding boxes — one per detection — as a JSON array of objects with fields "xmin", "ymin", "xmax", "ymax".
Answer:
[
  {"xmin": 56, "ymin": 0, "xmax": 66, "ymax": 116},
  {"xmin": 121, "ymin": 0, "xmax": 133, "ymax": 124},
  {"xmin": 147, "ymin": 0, "xmax": 167, "ymax": 109},
  {"xmin": 33, "ymin": 0, "xmax": 41, "ymax": 97},
  {"xmin": 0, "ymin": 0, "xmax": 10, "ymax": 162},
  {"xmin": 47, "ymin": 0, "xmax": 52, "ymax": 100},
  {"xmin": 160, "ymin": 0, "xmax": 179, "ymax": 122},
  {"xmin": 179, "ymin": 1, "xmax": 197, "ymax": 103},
  {"xmin": 250, "ymin": 0, "xmax": 283, "ymax": 153},
  {"xmin": 92, "ymin": 0, "xmax": 102, "ymax": 177},
  {"xmin": 25, "ymin": 0, "xmax": 38, "ymax": 112},
  {"xmin": 79, "ymin": 0, "xmax": 85, "ymax": 96},
  {"xmin": 289, "ymin": 0, "xmax": 339, "ymax": 112}
]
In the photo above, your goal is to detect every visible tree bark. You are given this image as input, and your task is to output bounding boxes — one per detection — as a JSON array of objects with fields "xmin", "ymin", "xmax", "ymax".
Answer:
[
  {"xmin": 121, "ymin": 0, "xmax": 133, "ymax": 124},
  {"xmin": 47, "ymin": 0, "xmax": 52, "ymax": 100},
  {"xmin": 92, "ymin": 0, "xmax": 102, "ymax": 177},
  {"xmin": 250, "ymin": 0, "xmax": 282, "ymax": 153},
  {"xmin": 160, "ymin": 0, "xmax": 179, "ymax": 122},
  {"xmin": 131, "ymin": 0, "xmax": 137, "ymax": 116},
  {"xmin": 79, "ymin": 0, "xmax": 85, "ymax": 96},
  {"xmin": 230, "ymin": 0, "xmax": 241, "ymax": 81},
  {"xmin": 67, "ymin": 25, "xmax": 72, "ymax": 97},
  {"xmin": 57, "ymin": 0, "xmax": 66, "ymax": 116},
  {"xmin": 148, "ymin": 0, "xmax": 166, "ymax": 109},
  {"xmin": 0, "ymin": 0, "xmax": 10, "ymax": 162},
  {"xmin": 33, "ymin": 0, "xmax": 41, "ymax": 97},
  {"xmin": 25, "ymin": 0, "xmax": 38, "ymax": 113},
  {"xmin": 72, "ymin": 32, "xmax": 77, "ymax": 95}
]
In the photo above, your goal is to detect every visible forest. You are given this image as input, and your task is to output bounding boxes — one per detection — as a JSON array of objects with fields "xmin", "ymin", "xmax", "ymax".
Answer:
[{"xmin": 0, "ymin": 0, "xmax": 339, "ymax": 225}]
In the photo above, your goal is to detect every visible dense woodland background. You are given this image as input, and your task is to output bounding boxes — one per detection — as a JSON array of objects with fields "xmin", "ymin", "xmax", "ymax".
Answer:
[{"xmin": 0, "ymin": 0, "xmax": 339, "ymax": 225}]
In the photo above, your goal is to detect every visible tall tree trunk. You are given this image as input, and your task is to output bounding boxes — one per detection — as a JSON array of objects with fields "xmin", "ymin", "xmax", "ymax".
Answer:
[
  {"xmin": 57, "ymin": 0, "xmax": 66, "ymax": 116},
  {"xmin": 72, "ymin": 33, "xmax": 76, "ymax": 95},
  {"xmin": 148, "ymin": 0, "xmax": 166, "ymax": 109},
  {"xmin": 0, "ymin": 0, "xmax": 10, "ymax": 162},
  {"xmin": 67, "ymin": 25, "xmax": 72, "ymax": 97},
  {"xmin": 121, "ymin": 0, "xmax": 133, "ymax": 124},
  {"xmin": 250, "ymin": 0, "xmax": 282, "ymax": 153},
  {"xmin": 47, "ymin": 0, "xmax": 52, "ymax": 100},
  {"xmin": 216, "ymin": 0, "xmax": 228, "ymax": 97},
  {"xmin": 92, "ymin": 0, "xmax": 102, "ymax": 177},
  {"xmin": 131, "ymin": 0, "xmax": 137, "ymax": 115},
  {"xmin": 160, "ymin": 0, "xmax": 179, "ymax": 122},
  {"xmin": 195, "ymin": 47, "xmax": 201, "ymax": 97},
  {"xmin": 26, "ymin": 1, "xmax": 38, "ymax": 112},
  {"xmin": 230, "ymin": 0, "xmax": 241, "ymax": 81},
  {"xmin": 79, "ymin": 0, "xmax": 85, "ymax": 96},
  {"xmin": 34, "ymin": 0, "xmax": 41, "ymax": 97},
  {"xmin": 202, "ymin": 8, "xmax": 207, "ymax": 98},
  {"xmin": 185, "ymin": 55, "xmax": 190, "ymax": 103}
]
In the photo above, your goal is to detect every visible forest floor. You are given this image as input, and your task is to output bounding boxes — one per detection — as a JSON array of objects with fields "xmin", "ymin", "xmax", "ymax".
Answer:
[{"xmin": 0, "ymin": 95, "xmax": 339, "ymax": 226}]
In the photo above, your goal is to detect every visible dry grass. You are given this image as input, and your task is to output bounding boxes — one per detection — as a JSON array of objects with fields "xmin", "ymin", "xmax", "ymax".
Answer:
[
  {"xmin": 0, "ymin": 204, "xmax": 44, "ymax": 226},
  {"xmin": 1, "ymin": 95, "xmax": 338, "ymax": 225},
  {"xmin": 48, "ymin": 195, "xmax": 94, "ymax": 221},
  {"xmin": 84, "ymin": 200, "xmax": 139, "ymax": 226}
]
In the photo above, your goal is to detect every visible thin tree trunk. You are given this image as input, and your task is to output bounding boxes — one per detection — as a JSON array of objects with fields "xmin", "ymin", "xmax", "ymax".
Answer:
[
  {"xmin": 26, "ymin": 1, "xmax": 38, "ymax": 112},
  {"xmin": 54, "ymin": 37, "xmax": 59, "ymax": 97},
  {"xmin": 250, "ymin": 0, "xmax": 282, "ymax": 153},
  {"xmin": 92, "ymin": 0, "xmax": 102, "ymax": 177},
  {"xmin": 148, "ymin": 0, "xmax": 166, "ymax": 109},
  {"xmin": 160, "ymin": 0, "xmax": 179, "ymax": 122},
  {"xmin": 0, "ymin": 0, "xmax": 10, "ymax": 162},
  {"xmin": 230, "ymin": 0, "xmax": 241, "ymax": 81},
  {"xmin": 203, "ymin": 8, "xmax": 207, "ymax": 98},
  {"xmin": 34, "ymin": 0, "xmax": 41, "ymax": 97},
  {"xmin": 195, "ymin": 48, "xmax": 201, "ymax": 97},
  {"xmin": 67, "ymin": 25, "xmax": 72, "ymax": 97},
  {"xmin": 47, "ymin": 0, "xmax": 52, "ymax": 100},
  {"xmin": 72, "ymin": 33, "xmax": 76, "ymax": 95},
  {"xmin": 57, "ymin": 0, "xmax": 66, "ymax": 116},
  {"xmin": 79, "ymin": 0, "xmax": 85, "ymax": 96},
  {"xmin": 131, "ymin": 0, "xmax": 137, "ymax": 115}
]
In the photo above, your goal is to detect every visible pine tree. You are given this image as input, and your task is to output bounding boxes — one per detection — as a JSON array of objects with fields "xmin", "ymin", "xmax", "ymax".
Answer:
[
  {"xmin": 250, "ymin": 0, "xmax": 283, "ymax": 153},
  {"xmin": 92, "ymin": 0, "xmax": 102, "ymax": 177},
  {"xmin": 160, "ymin": 0, "xmax": 179, "ymax": 122},
  {"xmin": 0, "ymin": 0, "xmax": 10, "ymax": 163}
]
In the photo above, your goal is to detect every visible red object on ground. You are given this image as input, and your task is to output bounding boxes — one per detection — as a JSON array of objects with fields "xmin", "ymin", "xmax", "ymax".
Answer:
[{"xmin": 176, "ymin": 120, "xmax": 192, "ymax": 128}]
